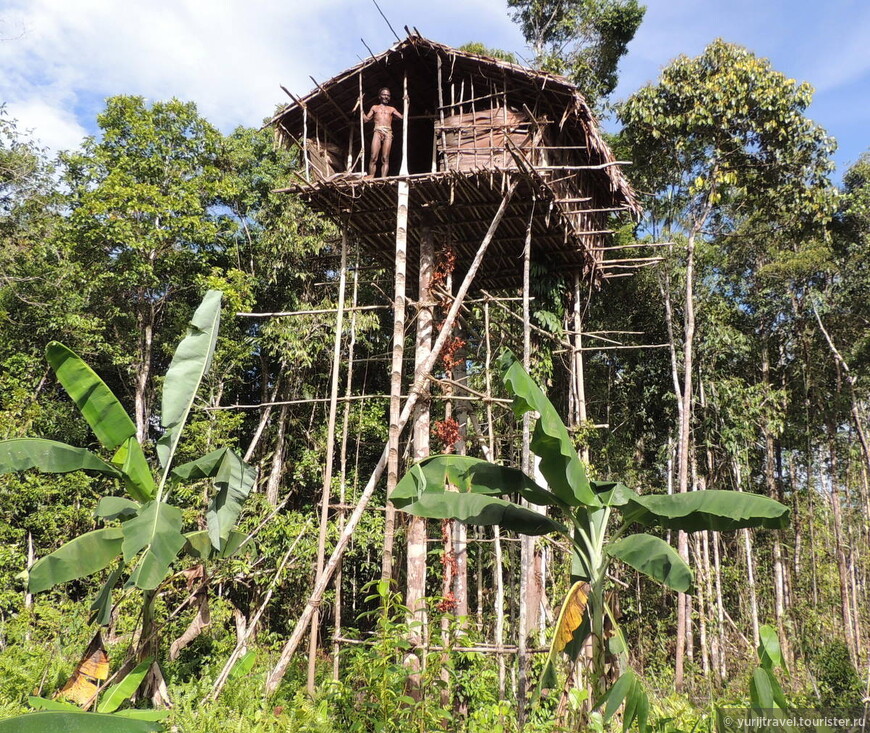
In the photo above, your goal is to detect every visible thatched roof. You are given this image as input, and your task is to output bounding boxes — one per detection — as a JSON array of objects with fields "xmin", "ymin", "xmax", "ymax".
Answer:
[{"xmin": 269, "ymin": 34, "xmax": 639, "ymax": 215}]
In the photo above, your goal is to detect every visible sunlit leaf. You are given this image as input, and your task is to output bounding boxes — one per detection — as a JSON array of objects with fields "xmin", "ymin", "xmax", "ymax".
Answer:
[
  {"xmin": 156, "ymin": 290, "xmax": 222, "ymax": 469},
  {"xmin": 97, "ymin": 658, "xmax": 153, "ymax": 713},
  {"xmin": 498, "ymin": 350, "xmax": 598, "ymax": 507},
  {"xmin": 45, "ymin": 342, "xmax": 136, "ymax": 451},
  {"xmin": 622, "ymin": 490, "xmax": 789, "ymax": 532},
  {"xmin": 172, "ymin": 447, "xmax": 256, "ymax": 550},
  {"xmin": 391, "ymin": 454, "xmax": 558, "ymax": 508},
  {"xmin": 0, "ymin": 439, "xmax": 122, "ymax": 478},
  {"xmin": 606, "ymin": 533, "xmax": 693, "ymax": 593},
  {"xmin": 396, "ymin": 492, "xmax": 565, "ymax": 535},
  {"xmin": 111, "ymin": 437, "xmax": 155, "ymax": 502},
  {"xmin": 29, "ymin": 528, "xmax": 124, "ymax": 594},
  {"xmin": 122, "ymin": 502, "xmax": 186, "ymax": 590}
]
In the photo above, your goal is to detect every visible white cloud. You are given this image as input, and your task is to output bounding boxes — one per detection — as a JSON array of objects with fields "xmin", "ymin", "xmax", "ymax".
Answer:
[
  {"xmin": 0, "ymin": 0, "xmax": 865, "ymax": 172},
  {"xmin": 5, "ymin": 99, "xmax": 88, "ymax": 154}
]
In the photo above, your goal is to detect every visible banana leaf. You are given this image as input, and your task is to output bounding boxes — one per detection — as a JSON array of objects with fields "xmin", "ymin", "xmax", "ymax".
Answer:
[
  {"xmin": 156, "ymin": 290, "xmax": 221, "ymax": 469},
  {"xmin": 45, "ymin": 342, "xmax": 137, "ymax": 451},
  {"xmin": 607, "ymin": 533, "xmax": 693, "ymax": 593},
  {"xmin": 622, "ymin": 490, "xmax": 789, "ymax": 532},
  {"xmin": 391, "ymin": 455, "xmax": 559, "ymax": 508},
  {"xmin": 29, "ymin": 527, "xmax": 124, "ymax": 594},
  {"xmin": 0, "ymin": 439, "xmax": 122, "ymax": 478},
  {"xmin": 498, "ymin": 350, "xmax": 598, "ymax": 507},
  {"xmin": 0, "ymin": 711, "xmax": 162, "ymax": 732},
  {"xmin": 397, "ymin": 491, "xmax": 565, "ymax": 535},
  {"xmin": 122, "ymin": 501, "xmax": 186, "ymax": 590}
]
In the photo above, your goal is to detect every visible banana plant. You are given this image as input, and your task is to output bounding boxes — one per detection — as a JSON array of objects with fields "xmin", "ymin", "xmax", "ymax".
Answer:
[
  {"xmin": 0, "ymin": 290, "xmax": 255, "ymax": 717},
  {"xmin": 391, "ymin": 350, "xmax": 790, "ymax": 730}
]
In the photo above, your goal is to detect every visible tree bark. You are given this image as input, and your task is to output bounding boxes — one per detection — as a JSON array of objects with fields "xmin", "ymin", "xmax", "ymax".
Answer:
[
  {"xmin": 382, "ymin": 75, "xmax": 411, "ymax": 583},
  {"xmin": 829, "ymin": 425, "xmax": 858, "ymax": 663},
  {"xmin": 405, "ymin": 225, "xmax": 434, "ymax": 696}
]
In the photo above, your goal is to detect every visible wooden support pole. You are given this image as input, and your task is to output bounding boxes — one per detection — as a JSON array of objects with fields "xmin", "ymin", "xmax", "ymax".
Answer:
[
  {"xmin": 572, "ymin": 273, "xmax": 589, "ymax": 463},
  {"xmin": 264, "ymin": 180, "xmax": 518, "ymax": 695},
  {"xmin": 303, "ymin": 107, "xmax": 309, "ymax": 182},
  {"xmin": 517, "ymin": 201, "xmax": 534, "ymax": 723},
  {"xmin": 333, "ymin": 258, "xmax": 359, "ymax": 679},
  {"xmin": 306, "ymin": 233, "xmax": 348, "ymax": 694},
  {"xmin": 382, "ymin": 70, "xmax": 412, "ymax": 582},
  {"xmin": 405, "ymin": 225, "xmax": 434, "ymax": 695}
]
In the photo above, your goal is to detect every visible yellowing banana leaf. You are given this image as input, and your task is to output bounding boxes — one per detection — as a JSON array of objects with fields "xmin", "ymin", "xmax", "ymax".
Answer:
[
  {"xmin": 56, "ymin": 632, "xmax": 108, "ymax": 706},
  {"xmin": 538, "ymin": 581, "xmax": 590, "ymax": 694}
]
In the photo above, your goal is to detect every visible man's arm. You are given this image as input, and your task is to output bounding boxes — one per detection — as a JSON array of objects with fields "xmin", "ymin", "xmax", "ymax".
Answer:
[
  {"xmin": 363, "ymin": 106, "xmax": 375, "ymax": 123},
  {"xmin": 392, "ymin": 106, "xmax": 403, "ymax": 120}
]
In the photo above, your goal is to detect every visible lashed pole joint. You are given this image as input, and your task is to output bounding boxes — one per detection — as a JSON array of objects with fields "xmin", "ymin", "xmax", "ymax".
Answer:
[{"xmin": 264, "ymin": 178, "xmax": 519, "ymax": 695}]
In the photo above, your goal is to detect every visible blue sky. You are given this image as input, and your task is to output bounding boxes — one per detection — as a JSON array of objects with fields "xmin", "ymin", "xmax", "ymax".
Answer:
[{"xmin": 1, "ymin": 0, "xmax": 867, "ymax": 179}]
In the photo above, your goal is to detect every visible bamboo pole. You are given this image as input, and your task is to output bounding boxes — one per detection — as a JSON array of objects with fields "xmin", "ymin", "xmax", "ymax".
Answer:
[
  {"xmin": 303, "ymin": 107, "xmax": 309, "ymax": 182},
  {"xmin": 307, "ymin": 233, "xmax": 348, "ymax": 693},
  {"xmin": 381, "ymin": 72, "xmax": 410, "ymax": 583},
  {"xmin": 572, "ymin": 274, "xmax": 589, "ymax": 463},
  {"xmin": 517, "ymin": 202, "xmax": 534, "ymax": 723},
  {"xmin": 264, "ymin": 180, "xmax": 518, "ymax": 695},
  {"xmin": 333, "ymin": 258, "xmax": 359, "ymax": 679}
]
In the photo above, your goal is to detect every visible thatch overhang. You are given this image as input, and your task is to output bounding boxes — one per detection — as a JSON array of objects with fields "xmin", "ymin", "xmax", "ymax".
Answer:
[{"xmin": 269, "ymin": 34, "xmax": 640, "ymax": 290}]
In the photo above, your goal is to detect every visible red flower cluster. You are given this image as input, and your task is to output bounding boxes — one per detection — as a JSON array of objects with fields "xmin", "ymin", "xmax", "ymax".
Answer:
[
  {"xmin": 436, "ymin": 590, "xmax": 457, "ymax": 613},
  {"xmin": 433, "ymin": 417, "xmax": 461, "ymax": 451},
  {"xmin": 440, "ymin": 335, "xmax": 466, "ymax": 372}
]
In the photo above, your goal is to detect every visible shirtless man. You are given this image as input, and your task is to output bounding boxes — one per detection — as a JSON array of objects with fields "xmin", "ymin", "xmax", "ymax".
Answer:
[{"xmin": 363, "ymin": 88, "xmax": 403, "ymax": 178}]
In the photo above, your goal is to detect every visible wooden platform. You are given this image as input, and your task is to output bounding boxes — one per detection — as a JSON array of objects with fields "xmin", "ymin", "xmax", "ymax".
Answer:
[{"xmin": 277, "ymin": 168, "xmax": 627, "ymax": 291}]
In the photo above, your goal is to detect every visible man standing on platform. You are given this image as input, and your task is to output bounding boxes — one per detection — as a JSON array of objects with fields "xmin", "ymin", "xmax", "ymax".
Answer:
[{"xmin": 364, "ymin": 88, "xmax": 403, "ymax": 178}]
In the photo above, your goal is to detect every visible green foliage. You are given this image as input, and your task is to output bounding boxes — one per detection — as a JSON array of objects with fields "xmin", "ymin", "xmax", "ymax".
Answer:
[
  {"xmin": 393, "ymin": 351, "xmax": 789, "ymax": 717},
  {"xmin": 811, "ymin": 640, "xmax": 862, "ymax": 709},
  {"xmin": 459, "ymin": 42, "xmax": 518, "ymax": 63},
  {"xmin": 327, "ymin": 581, "xmax": 451, "ymax": 732},
  {"xmin": 619, "ymin": 39, "xmax": 835, "ymax": 231},
  {"xmin": 508, "ymin": 0, "xmax": 646, "ymax": 104}
]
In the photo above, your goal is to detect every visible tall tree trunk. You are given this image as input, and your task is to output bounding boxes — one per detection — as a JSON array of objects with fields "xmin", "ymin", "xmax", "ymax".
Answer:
[
  {"xmin": 452, "ymin": 340, "xmax": 469, "ymax": 620},
  {"xmin": 829, "ymin": 424, "xmax": 858, "ymax": 663},
  {"xmin": 133, "ymin": 305, "xmax": 155, "ymax": 444},
  {"xmin": 713, "ymin": 531, "xmax": 727, "ymax": 680},
  {"xmin": 675, "ymin": 232, "xmax": 697, "ymax": 692},
  {"xmin": 734, "ymin": 460, "xmax": 760, "ymax": 648},
  {"xmin": 265, "ymin": 404, "xmax": 289, "ymax": 506},
  {"xmin": 762, "ymin": 344, "xmax": 793, "ymax": 669},
  {"xmin": 517, "ymin": 207, "xmax": 534, "ymax": 722},
  {"xmin": 307, "ymin": 235, "xmax": 348, "ymax": 694},
  {"xmin": 382, "ymin": 77, "xmax": 411, "ymax": 583}
]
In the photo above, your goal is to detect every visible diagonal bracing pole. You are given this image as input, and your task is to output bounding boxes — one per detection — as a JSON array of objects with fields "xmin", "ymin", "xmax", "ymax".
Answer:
[{"xmin": 264, "ymin": 178, "xmax": 519, "ymax": 695}]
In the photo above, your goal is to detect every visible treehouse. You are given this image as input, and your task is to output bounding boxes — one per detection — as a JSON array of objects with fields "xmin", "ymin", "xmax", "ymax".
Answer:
[{"xmin": 269, "ymin": 33, "xmax": 639, "ymax": 289}]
